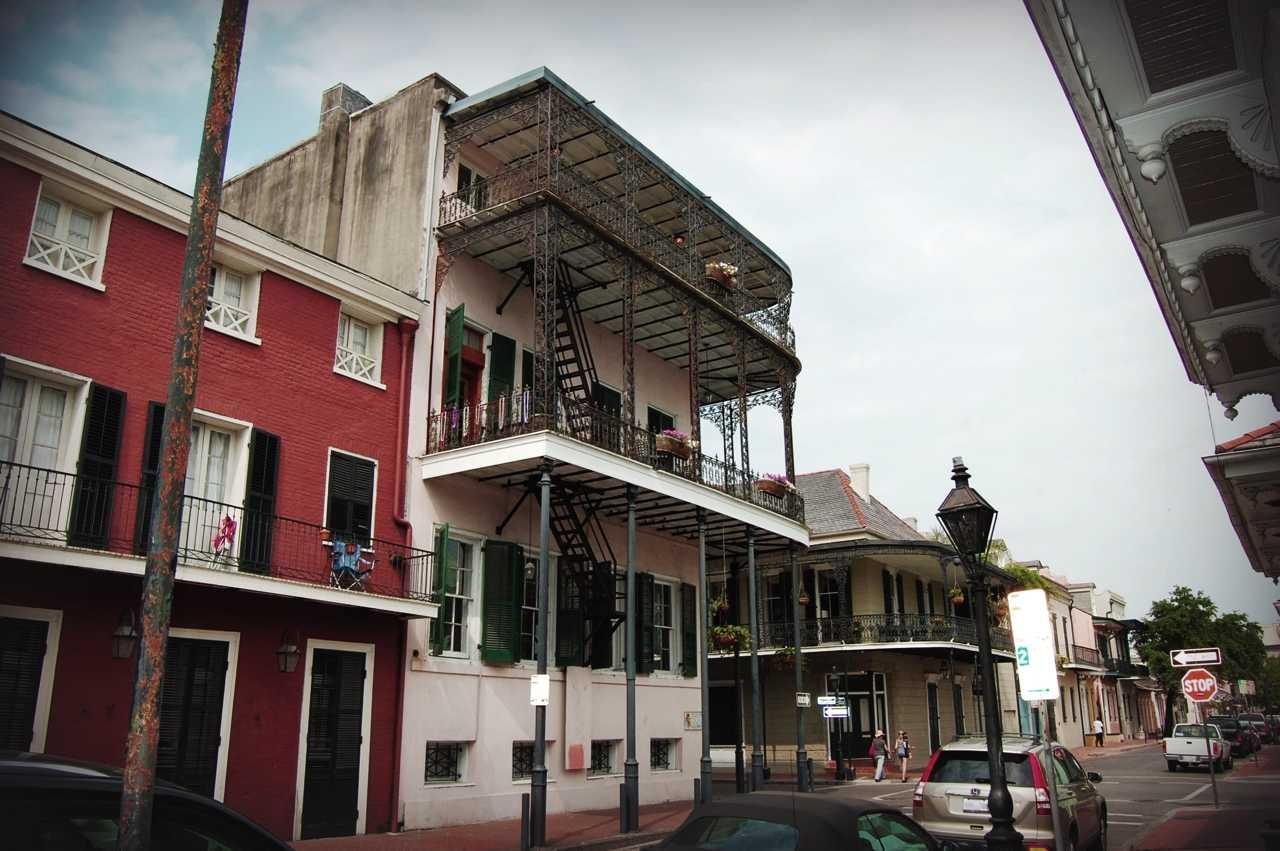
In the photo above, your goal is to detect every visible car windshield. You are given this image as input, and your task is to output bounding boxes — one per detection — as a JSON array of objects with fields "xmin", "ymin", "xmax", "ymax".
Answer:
[
  {"xmin": 1175, "ymin": 725, "xmax": 1212, "ymax": 738},
  {"xmin": 1208, "ymin": 718, "xmax": 1239, "ymax": 731},
  {"xmin": 928, "ymin": 751, "xmax": 1034, "ymax": 787}
]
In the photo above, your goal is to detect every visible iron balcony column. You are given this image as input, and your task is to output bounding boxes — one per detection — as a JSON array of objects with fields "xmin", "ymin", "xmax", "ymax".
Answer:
[
  {"xmin": 623, "ymin": 484, "xmax": 639, "ymax": 831},
  {"xmin": 969, "ymin": 566, "xmax": 1023, "ymax": 851},
  {"xmin": 531, "ymin": 464, "xmax": 553, "ymax": 847},
  {"xmin": 697, "ymin": 509, "xmax": 713, "ymax": 804},
  {"xmin": 746, "ymin": 526, "xmax": 765, "ymax": 790},
  {"xmin": 790, "ymin": 544, "xmax": 808, "ymax": 792}
]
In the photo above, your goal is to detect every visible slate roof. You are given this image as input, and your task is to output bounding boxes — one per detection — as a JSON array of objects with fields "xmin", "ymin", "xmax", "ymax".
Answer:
[
  {"xmin": 1215, "ymin": 421, "xmax": 1280, "ymax": 453},
  {"xmin": 796, "ymin": 469, "xmax": 928, "ymax": 542}
]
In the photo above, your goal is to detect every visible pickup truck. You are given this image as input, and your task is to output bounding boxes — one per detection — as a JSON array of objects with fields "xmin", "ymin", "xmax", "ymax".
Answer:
[{"xmin": 1164, "ymin": 723, "xmax": 1232, "ymax": 772}]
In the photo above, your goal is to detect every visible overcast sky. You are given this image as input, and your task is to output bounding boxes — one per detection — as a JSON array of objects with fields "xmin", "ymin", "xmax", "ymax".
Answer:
[{"xmin": 3, "ymin": 0, "xmax": 1277, "ymax": 626}]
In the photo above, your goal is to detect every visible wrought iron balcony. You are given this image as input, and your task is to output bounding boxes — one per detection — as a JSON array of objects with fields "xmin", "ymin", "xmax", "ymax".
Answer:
[
  {"xmin": 727, "ymin": 614, "xmax": 1014, "ymax": 653},
  {"xmin": 1103, "ymin": 656, "xmax": 1135, "ymax": 677},
  {"xmin": 0, "ymin": 461, "xmax": 434, "ymax": 603},
  {"xmin": 425, "ymin": 390, "xmax": 805, "ymax": 524},
  {"xmin": 1071, "ymin": 644, "xmax": 1103, "ymax": 667}
]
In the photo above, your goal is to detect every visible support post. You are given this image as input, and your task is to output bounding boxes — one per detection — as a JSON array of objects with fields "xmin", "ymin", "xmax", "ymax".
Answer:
[
  {"xmin": 530, "ymin": 464, "xmax": 553, "ymax": 847},
  {"xmin": 790, "ymin": 544, "xmax": 808, "ymax": 792},
  {"xmin": 687, "ymin": 303, "xmax": 702, "ymax": 471},
  {"xmin": 624, "ymin": 485, "xmax": 639, "ymax": 831},
  {"xmin": 746, "ymin": 527, "xmax": 764, "ymax": 791},
  {"xmin": 736, "ymin": 333, "xmax": 750, "ymax": 476},
  {"xmin": 732, "ymin": 562, "xmax": 746, "ymax": 793},
  {"xmin": 697, "ymin": 510, "xmax": 713, "ymax": 804},
  {"xmin": 622, "ymin": 259, "xmax": 636, "ymax": 437},
  {"xmin": 781, "ymin": 373, "xmax": 796, "ymax": 485},
  {"xmin": 118, "ymin": 3, "xmax": 247, "ymax": 848},
  {"xmin": 1045, "ymin": 703, "xmax": 1066, "ymax": 851},
  {"xmin": 531, "ymin": 207, "xmax": 558, "ymax": 426}
]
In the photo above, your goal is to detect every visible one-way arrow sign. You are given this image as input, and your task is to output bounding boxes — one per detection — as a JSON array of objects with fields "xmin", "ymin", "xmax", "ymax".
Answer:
[{"xmin": 1170, "ymin": 647, "xmax": 1221, "ymax": 667}]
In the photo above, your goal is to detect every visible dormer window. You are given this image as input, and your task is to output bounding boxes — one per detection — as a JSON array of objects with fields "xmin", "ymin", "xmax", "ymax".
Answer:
[
  {"xmin": 335, "ymin": 312, "xmax": 384, "ymax": 387},
  {"xmin": 205, "ymin": 265, "xmax": 261, "ymax": 343},
  {"xmin": 25, "ymin": 183, "xmax": 111, "ymax": 289}
]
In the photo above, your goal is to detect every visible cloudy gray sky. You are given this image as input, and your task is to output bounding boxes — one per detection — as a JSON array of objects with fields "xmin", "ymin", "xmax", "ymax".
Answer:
[{"xmin": 4, "ymin": 0, "xmax": 1276, "ymax": 625}]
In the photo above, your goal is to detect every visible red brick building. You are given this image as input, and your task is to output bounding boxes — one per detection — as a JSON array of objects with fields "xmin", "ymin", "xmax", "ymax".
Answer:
[{"xmin": 0, "ymin": 113, "xmax": 436, "ymax": 840}]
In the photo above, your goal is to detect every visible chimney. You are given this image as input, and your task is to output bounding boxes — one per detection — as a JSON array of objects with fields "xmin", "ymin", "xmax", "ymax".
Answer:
[
  {"xmin": 320, "ymin": 83, "xmax": 372, "ymax": 126},
  {"xmin": 847, "ymin": 463, "xmax": 870, "ymax": 501},
  {"xmin": 902, "ymin": 516, "xmax": 918, "ymax": 530}
]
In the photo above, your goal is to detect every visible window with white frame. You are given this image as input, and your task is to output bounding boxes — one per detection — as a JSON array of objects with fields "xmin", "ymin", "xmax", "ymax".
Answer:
[
  {"xmin": 335, "ymin": 312, "xmax": 381, "ymax": 384},
  {"xmin": 0, "ymin": 373, "xmax": 70, "ymax": 469},
  {"xmin": 25, "ymin": 185, "xmax": 108, "ymax": 286},
  {"xmin": 178, "ymin": 420, "xmax": 239, "ymax": 560},
  {"xmin": 654, "ymin": 581, "xmax": 674, "ymax": 672},
  {"xmin": 205, "ymin": 265, "xmax": 258, "ymax": 340},
  {"xmin": 424, "ymin": 741, "xmax": 466, "ymax": 783},
  {"xmin": 519, "ymin": 559, "xmax": 538, "ymax": 661},
  {"xmin": 442, "ymin": 538, "xmax": 473, "ymax": 654}
]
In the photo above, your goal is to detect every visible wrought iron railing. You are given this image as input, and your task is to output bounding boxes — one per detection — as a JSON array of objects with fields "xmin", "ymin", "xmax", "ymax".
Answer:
[
  {"xmin": 1103, "ymin": 656, "xmax": 1134, "ymax": 676},
  {"xmin": 1071, "ymin": 644, "xmax": 1103, "ymax": 667},
  {"xmin": 437, "ymin": 161, "xmax": 797, "ymax": 353},
  {"xmin": 425, "ymin": 391, "xmax": 805, "ymax": 523},
  {"xmin": 0, "ymin": 461, "xmax": 434, "ymax": 603},
  {"xmin": 745, "ymin": 614, "xmax": 1014, "ymax": 652}
]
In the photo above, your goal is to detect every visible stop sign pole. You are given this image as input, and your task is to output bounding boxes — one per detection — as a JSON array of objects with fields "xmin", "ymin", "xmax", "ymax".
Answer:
[{"xmin": 1182, "ymin": 668, "xmax": 1220, "ymax": 809}]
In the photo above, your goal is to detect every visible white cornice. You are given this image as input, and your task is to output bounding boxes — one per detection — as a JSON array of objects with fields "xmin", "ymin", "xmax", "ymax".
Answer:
[{"xmin": 0, "ymin": 113, "xmax": 424, "ymax": 322}]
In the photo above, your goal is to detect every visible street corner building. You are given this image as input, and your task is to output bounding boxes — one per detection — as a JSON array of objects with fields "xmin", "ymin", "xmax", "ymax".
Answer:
[
  {"xmin": 218, "ymin": 68, "xmax": 807, "ymax": 830},
  {"xmin": 0, "ymin": 112, "xmax": 433, "ymax": 840},
  {"xmin": 705, "ymin": 464, "xmax": 1019, "ymax": 778}
]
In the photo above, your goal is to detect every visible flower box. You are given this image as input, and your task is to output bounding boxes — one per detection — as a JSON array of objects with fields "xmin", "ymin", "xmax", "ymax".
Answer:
[
  {"xmin": 655, "ymin": 434, "xmax": 692, "ymax": 459},
  {"xmin": 755, "ymin": 475, "xmax": 794, "ymax": 498},
  {"xmin": 704, "ymin": 261, "xmax": 739, "ymax": 289}
]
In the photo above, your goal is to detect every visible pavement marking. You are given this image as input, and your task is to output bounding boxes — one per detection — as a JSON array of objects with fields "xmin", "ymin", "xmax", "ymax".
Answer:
[
  {"xmin": 873, "ymin": 789, "xmax": 914, "ymax": 801},
  {"xmin": 1108, "ymin": 812, "xmax": 1147, "ymax": 818},
  {"xmin": 1166, "ymin": 783, "xmax": 1210, "ymax": 803}
]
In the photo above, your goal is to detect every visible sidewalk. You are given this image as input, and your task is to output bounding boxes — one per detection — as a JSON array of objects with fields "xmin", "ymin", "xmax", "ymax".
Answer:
[
  {"xmin": 291, "ymin": 801, "xmax": 691, "ymax": 851},
  {"xmin": 1071, "ymin": 739, "xmax": 1158, "ymax": 761}
]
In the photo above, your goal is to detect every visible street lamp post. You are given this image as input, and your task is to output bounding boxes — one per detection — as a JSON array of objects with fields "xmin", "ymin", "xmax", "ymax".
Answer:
[{"xmin": 936, "ymin": 457, "xmax": 1023, "ymax": 851}]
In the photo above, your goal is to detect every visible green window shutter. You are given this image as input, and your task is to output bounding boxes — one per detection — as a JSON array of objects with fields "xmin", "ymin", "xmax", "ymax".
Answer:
[
  {"xmin": 521, "ymin": 349, "xmax": 535, "ymax": 391},
  {"xmin": 481, "ymin": 540, "xmax": 520, "ymax": 664},
  {"xmin": 444, "ymin": 305, "xmax": 465, "ymax": 407},
  {"xmin": 429, "ymin": 524, "xmax": 450, "ymax": 656},
  {"xmin": 556, "ymin": 568, "xmax": 585, "ymax": 668},
  {"xmin": 636, "ymin": 573, "xmax": 655, "ymax": 675},
  {"xmin": 588, "ymin": 562, "xmax": 616, "ymax": 669},
  {"xmin": 680, "ymin": 582, "xmax": 697, "ymax": 678},
  {"xmin": 487, "ymin": 333, "xmax": 516, "ymax": 401}
]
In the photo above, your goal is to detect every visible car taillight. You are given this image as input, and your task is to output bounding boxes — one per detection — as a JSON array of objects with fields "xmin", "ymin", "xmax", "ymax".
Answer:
[
  {"xmin": 1034, "ymin": 786, "xmax": 1051, "ymax": 817},
  {"xmin": 1029, "ymin": 750, "xmax": 1052, "ymax": 817},
  {"xmin": 1162, "ymin": 740, "xmax": 1167, "ymax": 753},
  {"xmin": 912, "ymin": 781, "xmax": 926, "ymax": 812},
  {"xmin": 1213, "ymin": 742, "xmax": 1221, "ymax": 757},
  {"xmin": 913, "ymin": 749, "xmax": 942, "ymax": 813}
]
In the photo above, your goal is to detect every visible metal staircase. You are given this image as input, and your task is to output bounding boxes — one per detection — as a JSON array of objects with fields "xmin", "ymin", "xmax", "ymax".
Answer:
[{"xmin": 553, "ymin": 261, "xmax": 599, "ymax": 434}]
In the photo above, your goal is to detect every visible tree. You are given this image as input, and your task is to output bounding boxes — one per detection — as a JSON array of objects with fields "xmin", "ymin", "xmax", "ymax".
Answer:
[{"xmin": 1260, "ymin": 657, "xmax": 1280, "ymax": 710}]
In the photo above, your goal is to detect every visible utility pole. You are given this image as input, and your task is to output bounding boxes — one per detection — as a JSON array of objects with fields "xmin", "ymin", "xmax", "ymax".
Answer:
[{"xmin": 117, "ymin": 2, "xmax": 247, "ymax": 848}]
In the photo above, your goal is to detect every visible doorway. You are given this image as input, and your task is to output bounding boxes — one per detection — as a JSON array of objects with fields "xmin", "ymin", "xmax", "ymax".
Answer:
[
  {"xmin": 296, "ymin": 642, "xmax": 374, "ymax": 840},
  {"xmin": 825, "ymin": 672, "xmax": 886, "ymax": 761},
  {"xmin": 156, "ymin": 632, "xmax": 237, "ymax": 800},
  {"xmin": 926, "ymin": 682, "xmax": 941, "ymax": 753}
]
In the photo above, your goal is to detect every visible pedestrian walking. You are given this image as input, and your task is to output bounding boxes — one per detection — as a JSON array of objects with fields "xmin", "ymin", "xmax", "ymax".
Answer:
[
  {"xmin": 871, "ymin": 729, "xmax": 888, "ymax": 781},
  {"xmin": 896, "ymin": 731, "xmax": 911, "ymax": 782},
  {"xmin": 1093, "ymin": 717, "xmax": 1104, "ymax": 747}
]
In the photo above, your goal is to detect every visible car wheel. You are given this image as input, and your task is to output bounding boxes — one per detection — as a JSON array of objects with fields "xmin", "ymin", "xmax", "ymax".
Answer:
[
  {"xmin": 1096, "ymin": 812, "xmax": 1108, "ymax": 851},
  {"xmin": 1167, "ymin": 761, "xmax": 1178, "ymax": 772}
]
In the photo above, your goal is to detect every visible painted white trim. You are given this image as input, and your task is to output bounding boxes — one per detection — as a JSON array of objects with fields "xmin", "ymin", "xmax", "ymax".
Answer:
[
  {"xmin": 0, "ymin": 604, "xmax": 62, "ymax": 753},
  {"xmin": 421, "ymin": 432, "xmax": 809, "ymax": 543},
  {"xmin": 204, "ymin": 264, "xmax": 263, "ymax": 345},
  {"xmin": 293, "ymin": 639, "xmax": 375, "ymax": 841},
  {"xmin": 168, "ymin": 627, "xmax": 240, "ymax": 802},
  {"xmin": 0, "ymin": 540, "xmax": 438, "ymax": 618},
  {"xmin": 0, "ymin": 354, "xmax": 92, "ymax": 475},
  {"xmin": 323, "ymin": 447, "xmax": 380, "ymax": 538},
  {"xmin": 710, "ymin": 641, "xmax": 1016, "ymax": 660},
  {"xmin": 25, "ymin": 177, "xmax": 112, "ymax": 289}
]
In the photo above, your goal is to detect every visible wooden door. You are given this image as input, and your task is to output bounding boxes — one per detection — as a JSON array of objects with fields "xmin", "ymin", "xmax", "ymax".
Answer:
[{"xmin": 300, "ymin": 649, "xmax": 366, "ymax": 839}]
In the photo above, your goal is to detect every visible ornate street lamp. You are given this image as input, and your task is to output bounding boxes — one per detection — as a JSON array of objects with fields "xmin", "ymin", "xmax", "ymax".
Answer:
[
  {"xmin": 112, "ymin": 609, "xmax": 138, "ymax": 660},
  {"xmin": 276, "ymin": 628, "xmax": 301, "ymax": 673},
  {"xmin": 937, "ymin": 457, "xmax": 1022, "ymax": 851}
]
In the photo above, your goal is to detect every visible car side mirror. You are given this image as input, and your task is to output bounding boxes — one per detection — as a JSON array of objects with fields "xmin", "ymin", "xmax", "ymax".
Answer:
[{"xmin": 1087, "ymin": 771, "xmax": 1102, "ymax": 782}]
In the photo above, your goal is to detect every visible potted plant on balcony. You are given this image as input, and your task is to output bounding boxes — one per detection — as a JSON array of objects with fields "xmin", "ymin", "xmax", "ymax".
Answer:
[
  {"xmin": 1056, "ymin": 654, "xmax": 1069, "ymax": 672},
  {"xmin": 709, "ymin": 624, "xmax": 751, "ymax": 653},
  {"xmin": 774, "ymin": 644, "xmax": 805, "ymax": 671},
  {"xmin": 949, "ymin": 585, "xmax": 966, "ymax": 606},
  {"xmin": 709, "ymin": 591, "xmax": 730, "ymax": 617},
  {"xmin": 755, "ymin": 473, "xmax": 794, "ymax": 498},
  {"xmin": 704, "ymin": 260, "xmax": 738, "ymax": 289},
  {"xmin": 655, "ymin": 428, "xmax": 695, "ymax": 460}
]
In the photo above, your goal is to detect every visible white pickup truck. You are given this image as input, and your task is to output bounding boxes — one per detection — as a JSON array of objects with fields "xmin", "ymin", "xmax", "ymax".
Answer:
[{"xmin": 1163, "ymin": 723, "xmax": 1233, "ymax": 772}]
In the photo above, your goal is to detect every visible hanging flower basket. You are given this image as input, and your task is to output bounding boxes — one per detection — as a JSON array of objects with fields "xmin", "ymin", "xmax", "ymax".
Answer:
[
  {"xmin": 710, "ymin": 624, "xmax": 751, "ymax": 652},
  {"xmin": 755, "ymin": 473, "xmax": 794, "ymax": 498},
  {"xmin": 949, "ymin": 586, "xmax": 966, "ymax": 605},
  {"xmin": 655, "ymin": 429, "xmax": 694, "ymax": 460},
  {"xmin": 773, "ymin": 645, "xmax": 805, "ymax": 671},
  {"xmin": 704, "ymin": 261, "xmax": 739, "ymax": 289},
  {"xmin": 797, "ymin": 590, "xmax": 811, "ymax": 607},
  {"xmin": 709, "ymin": 593, "xmax": 730, "ymax": 615}
]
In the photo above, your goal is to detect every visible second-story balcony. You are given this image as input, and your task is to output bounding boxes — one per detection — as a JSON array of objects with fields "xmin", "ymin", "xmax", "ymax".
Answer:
[
  {"xmin": 0, "ymin": 461, "xmax": 436, "ymax": 617},
  {"xmin": 714, "ymin": 614, "xmax": 1013, "ymax": 656},
  {"xmin": 1103, "ymin": 656, "xmax": 1136, "ymax": 677},
  {"xmin": 1070, "ymin": 644, "xmax": 1104, "ymax": 668}
]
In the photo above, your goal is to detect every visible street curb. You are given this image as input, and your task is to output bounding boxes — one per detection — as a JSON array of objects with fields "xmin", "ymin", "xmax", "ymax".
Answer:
[{"xmin": 552, "ymin": 829, "xmax": 671, "ymax": 850}]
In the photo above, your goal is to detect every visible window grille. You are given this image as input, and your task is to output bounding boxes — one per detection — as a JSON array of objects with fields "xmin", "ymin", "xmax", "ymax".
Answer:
[
  {"xmin": 512, "ymin": 741, "xmax": 534, "ymax": 780},
  {"xmin": 425, "ymin": 742, "xmax": 463, "ymax": 783}
]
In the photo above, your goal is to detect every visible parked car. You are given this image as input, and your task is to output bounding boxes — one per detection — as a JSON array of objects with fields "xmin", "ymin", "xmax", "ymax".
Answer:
[
  {"xmin": 1207, "ymin": 716, "xmax": 1254, "ymax": 757},
  {"xmin": 1239, "ymin": 714, "xmax": 1272, "ymax": 745},
  {"xmin": 912, "ymin": 736, "xmax": 1106, "ymax": 851},
  {"xmin": 0, "ymin": 751, "xmax": 290, "ymax": 850},
  {"xmin": 1163, "ymin": 723, "xmax": 1232, "ymax": 772},
  {"xmin": 657, "ymin": 791, "xmax": 949, "ymax": 851}
]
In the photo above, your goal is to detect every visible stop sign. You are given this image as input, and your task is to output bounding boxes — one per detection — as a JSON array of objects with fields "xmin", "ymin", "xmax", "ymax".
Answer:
[{"xmin": 1182, "ymin": 667, "xmax": 1219, "ymax": 703}]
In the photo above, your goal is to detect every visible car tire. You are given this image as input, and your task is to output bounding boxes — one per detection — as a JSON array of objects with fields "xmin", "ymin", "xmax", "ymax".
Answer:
[
  {"xmin": 1095, "ymin": 811, "xmax": 1108, "ymax": 851},
  {"xmin": 1167, "ymin": 761, "xmax": 1178, "ymax": 772}
]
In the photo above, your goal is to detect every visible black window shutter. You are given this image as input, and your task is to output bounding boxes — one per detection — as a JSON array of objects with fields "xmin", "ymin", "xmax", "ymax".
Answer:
[
  {"xmin": 487, "ymin": 334, "xmax": 517, "ymax": 401},
  {"xmin": 588, "ymin": 562, "xmax": 615, "ymax": 669},
  {"xmin": 881, "ymin": 569, "xmax": 893, "ymax": 614},
  {"xmin": 241, "ymin": 429, "xmax": 280, "ymax": 575},
  {"xmin": 327, "ymin": 452, "xmax": 374, "ymax": 543},
  {"xmin": 444, "ymin": 306, "xmax": 465, "ymax": 407},
  {"xmin": 133, "ymin": 402, "xmax": 166, "ymax": 554},
  {"xmin": 636, "ymin": 572, "xmax": 655, "ymax": 675},
  {"xmin": 480, "ymin": 540, "xmax": 519, "ymax": 664},
  {"xmin": 521, "ymin": 349, "xmax": 535, "ymax": 391},
  {"xmin": 915, "ymin": 579, "xmax": 926, "ymax": 614},
  {"xmin": 556, "ymin": 568, "xmax": 585, "ymax": 668},
  {"xmin": 679, "ymin": 582, "xmax": 697, "ymax": 678},
  {"xmin": 895, "ymin": 573, "xmax": 906, "ymax": 614},
  {"xmin": 0, "ymin": 616, "xmax": 49, "ymax": 750},
  {"xmin": 156, "ymin": 637, "xmax": 228, "ymax": 798},
  {"xmin": 69, "ymin": 383, "xmax": 126, "ymax": 548}
]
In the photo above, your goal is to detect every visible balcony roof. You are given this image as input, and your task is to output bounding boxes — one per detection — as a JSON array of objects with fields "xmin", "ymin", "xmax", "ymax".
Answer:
[{"xmin": 445, "ymin": 66, "xmax": 792, "ymax": 279}]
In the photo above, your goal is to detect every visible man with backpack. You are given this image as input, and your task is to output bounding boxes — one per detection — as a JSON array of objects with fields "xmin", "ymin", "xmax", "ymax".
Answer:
[{"xmin": 870, "ymin": 729, "xmax": 888, "ymax": 781}]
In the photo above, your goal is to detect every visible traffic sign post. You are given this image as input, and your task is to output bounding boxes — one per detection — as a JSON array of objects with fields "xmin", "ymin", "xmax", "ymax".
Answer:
[
  {"xmin": 1182, "ymin": 668, "xmax": 1220, "ymax": 809},
  {"xmin": 1170, "ymin": 647, "xmax": 1222, "ymax": 668}
]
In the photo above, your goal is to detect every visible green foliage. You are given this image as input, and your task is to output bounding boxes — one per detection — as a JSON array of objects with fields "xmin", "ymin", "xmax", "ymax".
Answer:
[
  {"xmin": 708, "ymin": 624, "xmax": 751, "ymax": 651},
  {"xmin": 1259, "ymin": 657, "xmax": 1280, "ymax": 708},
  {"xmin": 1005, "ymin": 563, "xmax": 1051, "ymax": 591},
  {"xmin": 1132, "ymin": 586, "xmax": 1266, "ymax": 696}
]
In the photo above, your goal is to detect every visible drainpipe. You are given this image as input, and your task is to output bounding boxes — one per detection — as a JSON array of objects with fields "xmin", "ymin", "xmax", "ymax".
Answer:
[
  {"xmin": 392, "ymin": 317, "xmax": 419, "ymax": 535},
  {"xmin": 390, "ymin": 618, "xmax": 407, "ymax": 831}
]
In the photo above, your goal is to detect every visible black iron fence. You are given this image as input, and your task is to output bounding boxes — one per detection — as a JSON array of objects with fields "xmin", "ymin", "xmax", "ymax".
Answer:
[
  {"xmin": 0, "ymin": 461, "xmax": 434, "ymax": 602},
  {"xmin": 1071, "ymin": 644, "xmax": 1103, "ymax": 667},
  {"xmin": 745, "ymin": 614, "xmax": 1014, "ymax": 653},
  {"xmin": 425, "ymin": 391, "xmax": 805, "ymax": 523}
]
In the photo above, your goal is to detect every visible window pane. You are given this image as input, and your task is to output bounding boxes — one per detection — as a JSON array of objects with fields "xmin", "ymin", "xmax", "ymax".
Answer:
[
  {"xmin": 865, "ymin": 813, "xmax": 932, "ymax": 851},
  {"xmin": 675, "ymin": 816, "xmax": 799, "ymax": 851},
  {"xmin": 927, "ymin": 751, "xmax": 1034, "ymax": 786},
  {"xmin": 337, "ymin": 314, "xmax": 351, "ymax": 347},
  {"xmin": 218, "ymin": 270, "xmax": 244, "ymax": 307},
  {"xmin": 67, "ymin": 209, "xmax": 93, "ymax": 249},
  {"xmin": 185, "ymin": 425, "xmax": 202, "ymax": 495},
  {"xmin": 350, "ymin": 320, "xmax": 369, "ymax": 356},
  {"xmin": 0, "ymin": 376, "xmax": 27, "ymax": 463},
  {"xmin": 34, "ymin": 197, "xmax": 60, "ymax": 236},
  {"xmin": 204, "ymin": 430, "xmax": 230, "ymax": 502},
  {"xmin": 29, "ymin": 385, "xmax": 67, "ymax": 469}
]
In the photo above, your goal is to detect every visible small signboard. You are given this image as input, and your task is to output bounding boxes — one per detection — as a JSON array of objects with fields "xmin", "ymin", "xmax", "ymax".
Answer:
[
  {"xmin": 529, "ymin": 673, "xmax": 550, "ymax": 707},
  {"xmin": 684, "ymin": 711, "xmax": 703, "ymax": 731},
  {"xmin": 1182, "ymin": 668, "xmax": 1219, "ymax": 703},
  {"xmin": 822, "ymin": 705, "xmax": 849, "ymax": 719},
  {"xmin": 1008, "ymin": 590, "xmax": 1060, "ymax": 702},
  {"xmin": 796, "ymin": 692, "xmax": 811, "ymax": 708},
  {"xmin": 816, "ymin": 695, "xmax": 845, "ymax": 707},
  {"xmin": 1170, "ymin": 647, "xmax": 1222, "ymax": 668}
]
